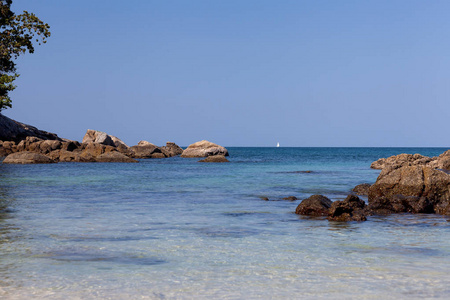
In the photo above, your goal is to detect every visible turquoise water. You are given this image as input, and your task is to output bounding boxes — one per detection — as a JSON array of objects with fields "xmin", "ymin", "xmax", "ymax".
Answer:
[{"xmin": 0, "ymin": 147, "xmax": 449, "ymax": 299}]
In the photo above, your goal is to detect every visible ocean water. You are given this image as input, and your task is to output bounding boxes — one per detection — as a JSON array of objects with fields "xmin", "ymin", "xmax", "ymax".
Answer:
[{"xmin": 0, "ymin": 147, "xmax": 449, "ymax": 299}]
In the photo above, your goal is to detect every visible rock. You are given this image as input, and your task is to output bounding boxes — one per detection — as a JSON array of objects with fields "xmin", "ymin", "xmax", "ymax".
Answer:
[
  {"xmin": 0, "ymin": 113, "xmax": 61, "ymax": 142},
  {"xmin": 129, "ymin": 145, "xmax": 164, "ymax": 159},
  {"xmin": 61, "ymin": 140, "xmax": 80, "ymax": 152},
  {"xmin": 352, "ymin": 183, "xmax": 371, "ymax": 195},
  {"xmin": 198, "ymin": 155, "xmax": 229, "ymax": 163},
  {"xmin": 3, "ymin": 151, "xmax": 56, "ymax": 164},
  {"xmin": 327, "ymin": 195, "xmax": 367, "ymax": 221},
  {"xmin": 95, "ymin": 152, "xmax": 138, "ymax": 163},
  {"xmin": 150, "ymin": 153, "xmax": 166, "ymax": 159},
  {"xmin": 260, "ymin": 196, "xmax": 269, "ymax": 201},
  {"xmin": 370, "ymin": 153, "xmax": 430, "ymax": 170},
  {"xmin": 295, "ymin": 195, "xmax": 332, "ymax": 216},
  {"xmin": 161, "ymin": 142, "xmax": 183, "ymax": 157},
  {"xmin": 181, "ymin": 140, "xmax": 228, "ymax": 158},
  {"xmin": 82, "ymin": 129, "xmax": 128, "ymax": 148},
  {"xmin": 0, "ymin": 140, "xmax": 17, "ymax": 156},
  {"xmin": 368, "ymin": 165, "xmax": 450, "ymax": 215},
  {"xmin": 282, "ymin": 196, "xmax": 298, "ymax": 201},
  {"xmin": 81, "ymin": 143, "xmax": 116, "ymax": 157},
  {"xmin": 137, "ymin": 140, "xmax": 156, "ymax": 147}
]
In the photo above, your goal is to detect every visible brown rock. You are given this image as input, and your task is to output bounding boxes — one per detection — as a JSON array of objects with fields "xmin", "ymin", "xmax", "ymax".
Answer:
[
  {"xmin": 161, "ymin": 142, "xmax": 183, "ymax": 157},
  {"xmin": 95, "ymin": 152, "xmax": 138, "ymax": 163},
  {"xmin": 368, "ymin": 165, "xmax": 450, "ymax": 215},
  {"xmin": 82, "ymin": 129, "xmax": 128, "ymax": 148},
  {"xmin": 137, "ymin": 140, "xmax": 156, "ymax": 147},
  {"xmin": 181, "ymin": 140, "xmax": 228, "ymax": 158},
  {"xmin": 282, "ymin": 196, "xmax": 298, "ymax": 201},
  {"xmin": 198, "ymin": 155, "xmax": 229, "ymax": 163},
  {"xmin": 352, "ymin": 183, "xmax": 371, "ymax": 195},
  {"xmin": 327, "ymin": 195, "xmax": 367, "ymax": 221},
  {"xmin": 3, "ymin": 151, "xmax": 56, "ymax": 164},
  {"xmin": 295, "ymin": 195, "xmax": 332, "ymax": 216},
  {"xmin": 129, "ymin": 145, "xmax": 164, "ymax": 159},
  {"xmin": 81, "ymin": 143, "xmax": 116, "ymax": 157}
]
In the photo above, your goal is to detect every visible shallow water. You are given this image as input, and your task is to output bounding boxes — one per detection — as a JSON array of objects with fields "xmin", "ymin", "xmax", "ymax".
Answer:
[{"xmin": 0, "ymin": 147, "xmax": 449, "ymax": 299}]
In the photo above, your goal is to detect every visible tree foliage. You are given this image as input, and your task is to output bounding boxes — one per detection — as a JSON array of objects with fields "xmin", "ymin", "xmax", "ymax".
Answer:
[{"xmin": 0, "ymin": 0, "xmax": 50, "ymax": 111}]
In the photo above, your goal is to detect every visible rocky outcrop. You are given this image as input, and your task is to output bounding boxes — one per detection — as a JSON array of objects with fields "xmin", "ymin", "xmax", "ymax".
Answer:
[
  {"xmin": 0, "ymin": 113, "xmax": 61, "ymax": 143},
  {"xmin": 295, "ymin": 195, "xmax": 332, "ymax": 216},
  {"xmin": 181, "ymin": 140, "xmax": 228, "ymax": 158},
  {"xmin": 352, "ymin": 183, "xmax": 371, "ymax": 195},
  {"xmin": 327, "ymin": 195, "xmax": 367, "ymax": 221},
  {"xmin": 82, "ymin": 129, "xmax": 128, "ymax": 148},
  {"xmin": 198, "ymin": 155, "xmax": 229, "ymax": 163},
  {"xmin": 3, "ymin": 151, "xmax": 56, "ymax": 164},
  {"xmin": 368, "ymin": 165, "xmax": 450, "ymax": 215},
  {"xmin": 370, "ymin": 151, "xmax": 450, "ymax": 170},
  {"xmin": 161, "ymin": 142, "xmax": 183, "ymax": 157}
]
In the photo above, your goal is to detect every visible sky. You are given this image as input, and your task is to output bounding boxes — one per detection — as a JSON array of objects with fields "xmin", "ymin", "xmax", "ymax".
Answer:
[{"xmin": 5, "ymin": 0, "xmax": 450, "ymax": 147}]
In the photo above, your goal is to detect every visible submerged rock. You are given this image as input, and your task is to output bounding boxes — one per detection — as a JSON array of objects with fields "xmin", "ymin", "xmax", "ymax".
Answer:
[
  {"xmin": 181, "ymin": 140, "xmax": 228, "ymax": 158},
  {"xmin": 282, "ymin": 196, "xmax": 298, "ymax": 201},
  {"xmin": 3, "ymin": 151, "xmax": 56, "ymax": 164},
  {"xmin": 295, "ymin": 195, "xmax": 332, "ymax": 216},
  {"xmin": 198, "ymin": 155, "xmax": 229, "ymax": 163}
]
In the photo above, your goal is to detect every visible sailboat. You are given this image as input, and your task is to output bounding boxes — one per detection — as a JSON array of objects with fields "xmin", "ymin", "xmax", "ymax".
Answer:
[{"xmin": 276, "ymin": 142, "xmax": 280, "ymax": 148}]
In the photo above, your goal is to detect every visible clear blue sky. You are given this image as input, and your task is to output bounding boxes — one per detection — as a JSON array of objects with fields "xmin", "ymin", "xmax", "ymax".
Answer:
[{"xmin": 5, "ymin": 0, "xmax": 450, "ymax": 147}]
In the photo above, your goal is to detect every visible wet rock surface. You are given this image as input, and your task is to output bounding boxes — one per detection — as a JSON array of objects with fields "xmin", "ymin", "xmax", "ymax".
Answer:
[
  {"xmin": 295, "ymin": 195, "xmax": 332, "ymax": 216},
  {"xmin": 327, "ymin": 195, "xmax": 367, "ymax": 221}
]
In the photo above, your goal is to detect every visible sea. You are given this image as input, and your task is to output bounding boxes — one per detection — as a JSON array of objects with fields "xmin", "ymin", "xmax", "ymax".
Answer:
[{"xmin": 0, "ymin": 147, "xmax": 449, "ymax": 299}]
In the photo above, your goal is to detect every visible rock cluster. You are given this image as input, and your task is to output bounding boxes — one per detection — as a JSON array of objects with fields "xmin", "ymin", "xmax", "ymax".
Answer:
[
  {"xmin": 296, "ymin": 150, "xmax": 450, "ymax": 222},
  {"xmin": 295, "ymin": 194, "xmax": 369, "ymax": 221},
  {"xmin": 0, "ymin": 116, "xmax": 229, "ymax": 164}
]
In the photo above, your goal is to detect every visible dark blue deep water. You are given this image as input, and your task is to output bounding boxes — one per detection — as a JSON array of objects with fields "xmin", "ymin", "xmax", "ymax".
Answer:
[{"xmin": 0, "ymin": 147, "xmax": 449, "ymax": 299}]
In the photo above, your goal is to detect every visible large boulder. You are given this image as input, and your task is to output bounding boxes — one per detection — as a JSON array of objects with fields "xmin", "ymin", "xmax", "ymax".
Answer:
[
  {"xmin": 198, "ymin": 155, "xmax": 229, "ymax": 163},
  {"xmin": 327, "ymin": 195, "xmax": 367, "ymax": 221},
  {"xmin": 368, "ymin": 165, "xmax": 450, "ymax": 215},
  {"xmin": 295, "ymin": 195, "xmax": 332, "ymax": 216},
  {"xmin": 82, "ymin": 129, "xmax": 128, "ymax": 148},
  {"xmin": 181, "ymin": 140, "xmax": 228, "ymax": 158},
  {"xmin": 129, "ymin": 144, "xmax": 164, "ymax": 159},
  {"xmin": 3, "ymin": 151, "xmax": 56, "ymax": 164},
  {"xmin": 161, "ymin": 142, "xmax": 183, "ymax": 157},
  {"xmin": 0, "ymin": 113, "xmax": 61, "ymax": 143}
]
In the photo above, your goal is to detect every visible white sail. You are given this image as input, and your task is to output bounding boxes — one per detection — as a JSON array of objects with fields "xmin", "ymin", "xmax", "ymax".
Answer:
[{"xmin": 277, "ymin": 142, "xmax": 280, "ymax": 147}]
